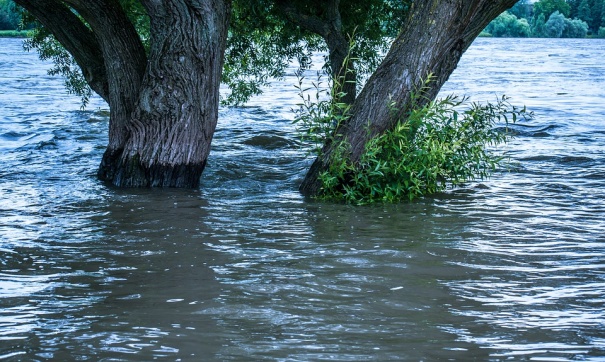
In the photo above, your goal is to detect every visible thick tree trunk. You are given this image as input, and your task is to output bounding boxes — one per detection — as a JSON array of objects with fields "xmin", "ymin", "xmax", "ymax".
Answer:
[
  {"xmin": 21, "ymin": 0, "xmax": 231, "ymax": 188},
  {"xmin": 300, "ymin": 0, "xmax": 518, "ymax": 196},
  {"xmin": 60, "ymin": 0, "xmax": 148, "ymax": 185},
  {"xmin": 105, "ymin": 0, "xmax": 231, "ymax": 187}
]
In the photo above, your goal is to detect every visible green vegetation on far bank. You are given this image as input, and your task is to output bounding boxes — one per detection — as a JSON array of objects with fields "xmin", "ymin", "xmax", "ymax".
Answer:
[
  {"xmin": 0, "ymin": 0, "xmax": 19, "ymax": 31},
  {"xmin": 483, "ymin": 0, "xmax": 605, "ymax": 38},
  {"xmin": 0, "ymin": 29, "xmax": 28, "ymax": 37}
]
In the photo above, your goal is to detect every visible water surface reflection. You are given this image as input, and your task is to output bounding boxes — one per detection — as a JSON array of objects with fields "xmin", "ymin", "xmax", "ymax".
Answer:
[{"xmin": 1, "ymin": 37, "xmax": 605, "ymax": 360}]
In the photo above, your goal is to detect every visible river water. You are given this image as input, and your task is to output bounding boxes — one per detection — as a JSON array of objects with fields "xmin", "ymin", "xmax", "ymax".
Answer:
[{"xmin": 1, "ymin": 37, "xmax": 604, "ymax": 361}]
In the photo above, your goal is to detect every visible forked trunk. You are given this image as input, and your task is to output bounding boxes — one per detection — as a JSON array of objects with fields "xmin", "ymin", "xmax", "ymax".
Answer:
[
  {"xmin": 300, "ymin": 0, "xmax": 518, "ymax": 195},
  {"xmin": 100, "ymin": 0, "xmax": 231, "ymax": 187},
  {"xmin": 18, "ymin": 0, "xmax": 230, "ymax": 188}
]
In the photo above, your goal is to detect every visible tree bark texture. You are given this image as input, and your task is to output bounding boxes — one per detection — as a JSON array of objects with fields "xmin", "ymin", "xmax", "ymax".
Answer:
[
  {"xmin": 62, "ymin": 0, "xmax": 148, "ymax": 175},
  {"xmin": 106, "ymin": 0, "xmax": 231, "ymax": 187},
  {"xmin": 299, "ymin": 0, "xmax": 518, "ymax": 196},
  {"xmin": 20, "ymin": 0, "xmax": 231, "ymax": 188}
]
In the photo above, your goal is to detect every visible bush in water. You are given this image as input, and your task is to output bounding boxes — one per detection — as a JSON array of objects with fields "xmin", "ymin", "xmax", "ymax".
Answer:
[{"xmin": 296, "ymin": 75, "xmax": 533, "ymax": 204}]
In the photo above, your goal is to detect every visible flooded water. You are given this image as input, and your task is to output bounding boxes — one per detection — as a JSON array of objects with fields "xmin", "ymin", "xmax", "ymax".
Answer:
[{"xmin": 1, "ymin": 37, "xmax": 605, "ymax": 361}]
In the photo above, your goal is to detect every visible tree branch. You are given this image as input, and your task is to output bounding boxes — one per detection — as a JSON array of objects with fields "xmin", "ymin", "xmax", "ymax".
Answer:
[
  {"xmin": 274, "ymin": 0, "xmax": 331, "ymax": 37},
  {"xmin": 14, "ymin": 0, "xmax": 109, "ymax": 102}
]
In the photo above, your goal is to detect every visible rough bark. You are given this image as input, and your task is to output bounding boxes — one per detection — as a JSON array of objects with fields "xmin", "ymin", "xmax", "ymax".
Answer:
[
  {"xmin": 60, "ymin": 0, "xmax": 148, "ymax": 183},
  {"xmin": 20, "ymin": 0, "xmax": 231, "ymax": 188},
  {"xmin": 108, "ymin": 0, "xmax": 231, "ymax": 187},
  {"xmin": 300, "ymin": 0, "xmax": 519, "ymax": 196}
]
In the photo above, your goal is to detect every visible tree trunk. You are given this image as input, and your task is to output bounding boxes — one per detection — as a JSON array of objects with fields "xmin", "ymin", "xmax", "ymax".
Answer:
[
  {"xmin": 105, "ymin": 0, "xmax": 231, "ymax": 187},
  {"xmin": 59, "ymin": 0, "xmax": 148, "ymax": 185},
  {"xmin": 276, "ymin": 0, "xmax": 357, "ymax": 105},
  {"xmin": 300, "ymin": 0, "xmax": 518, "ymax": 196},
  {"xmin": 18, "ymin": 0, "xmax": 230, "ymax": 188}
]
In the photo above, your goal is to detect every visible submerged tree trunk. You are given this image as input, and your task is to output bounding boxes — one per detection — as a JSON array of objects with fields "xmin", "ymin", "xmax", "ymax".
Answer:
[
  {"xmin": 18, "ymin": 0, "xmax": 231, "ymax": 188},
  {"xmin": 102, "ymin": 0, "xmax": 231, "ymax": 187},
  {"xmin": 61, "ymin": 0, "xmax": 149, "ymax": 185},
  {"xmin": 300, "ymin": 0, "xmax": 518, "ymax": 195}
]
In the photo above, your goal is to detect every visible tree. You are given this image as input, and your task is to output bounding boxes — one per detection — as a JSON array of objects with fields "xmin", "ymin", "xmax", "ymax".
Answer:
[
  {"xmin": 509, "ymin": 0, "xmax": 532, "ymax": 19},
  {"xmin": 572, "ymin": 0, "xmax": 605, "ymax": 34},
  {"xmin": 485, "ymin": 11, "xmax": 530, "ymax": 37},
  {"xmin": 590, "ymin": 0, "xmax": 605, "ymax": 33},
  {"xmin": 17, "ymin": 0, "xmax": 518, "ymax": 194},
  {"xmin": 602, "ymin": 0, "xmax": 605, "ymax": 29},
  {"xmin": 577, "ymin": 0, "xmax": 593, "ymax": 26},
  {"xmin": 531, "ymin": 13, "xmax": 548, "ymax": 37},
  {"xmin": 532, "ymin": 0, "xmax": 571, "ymax": 19},
  {"xmin": 0, "ymin": 0, "xmax": 19, "ymax": 30},
  {"xmin": 545, "ymin": 11, "xmax": 566, "ymax": 37},
  {"xmin": 223, "ymin": 0, "xmax": 409, "ymax": 107},
  {"xmin": 567, "ymin": 0, "xmax": 581, "ymax": 18},
  {"xmin": 14, "ymin": 0, "xmax": 231, "ymax": 188},
  {"xmin": 562, "ymin": 17, "xmax": 589, "ymax": 37},
  {"xmin": 299, "ymin": 0, "xmax": 519, "ymax": 195}
]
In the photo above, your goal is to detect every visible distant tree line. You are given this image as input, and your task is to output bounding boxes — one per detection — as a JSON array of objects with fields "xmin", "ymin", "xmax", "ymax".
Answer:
[
  {"xmin": 483, "ymin": 0, "xmax": 605, "ymax": 38},
  {"xmin": 0, "ymin": 0, "xmax": 19, "ymax": 30}
]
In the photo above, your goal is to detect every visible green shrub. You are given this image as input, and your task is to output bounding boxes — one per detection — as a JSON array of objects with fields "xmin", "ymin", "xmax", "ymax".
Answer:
[
  {"xmin": 0, "ymin": 29, "xmax": 28, "ymax": 37},
  {"xmin": 562, "ymin": 18, "xmax": 588, "ymax": 38},
  {"xmin": 295, "ymin": 74, "xmax": 532, "ymax": 204},
  {"xmin": 317, "ymin": 94, "xmax": 530, "ymax": 204},
  {"xmin": 598, "ymin": 27, "xmax": 605, "ymax": 38},
  {"xmin": 484, "ymin": 11, "xmax": 530, "ymax": 37}
]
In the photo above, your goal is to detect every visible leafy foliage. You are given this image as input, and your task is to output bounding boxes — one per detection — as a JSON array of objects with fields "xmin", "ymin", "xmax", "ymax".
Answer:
[
  {"xmin": 0, "ymin": 0, "xmax": 19, "ymax": 30},
  {"xmin": 23, "ymin": 27, "xmax": 92, "ymax": 107},
  {"xmin": 509, "ymin": 0, "xmax": 532, "ymax": 19},
  {"xmin": 293, "ymin": 71, "xmax": 350, "ymax": 156},
  {"xmin": 16, "ymin": 0, "xmax": 408, "ymax": 107},
  {"xmin": 296, "ymin": 75, "xmax": 532, "ymax": 204},
  {"xmin": 531, "ymin": 13, "xmax": 549, "ymax": 37},
  {"xmin": 562, "ymin": 16, "xmax": 589, "ymax": 37},
  {"xmin": 533, "ymin": 0, "xmax": 571, "ymax": 19},
  {"xmin": 222, "ymin": 0, "xmax": 409, "ymax": 105},
  {"xmin": 545, "ymin": 11, "xmax": 567, "ymax": 37},
  {"xmin": 484, "ymin": 11, "xmax": 530, "ymax": 37},
  {"xmin": 222, "ymin": 0, "xmax": 320, "ymax": 105},
  {"xmin": 486, "ymin": 1, "xmax": 593, "ymax": 38},
  {"xmin": 578, "ymin": 0, "xmax": 593, "ymax": 25},
  {"xmin": 19, "ymin": 0, "xmax": 150, "ymax": 108},
  {"xmin": 567, "ymin": 0, "xmax": 605, "ymax": 33}
]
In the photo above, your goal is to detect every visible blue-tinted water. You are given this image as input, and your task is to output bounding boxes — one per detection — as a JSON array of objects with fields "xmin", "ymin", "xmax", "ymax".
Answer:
[{"xmin": 1, "ymin": 37, "xmax": 604, "ymax": 361}]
